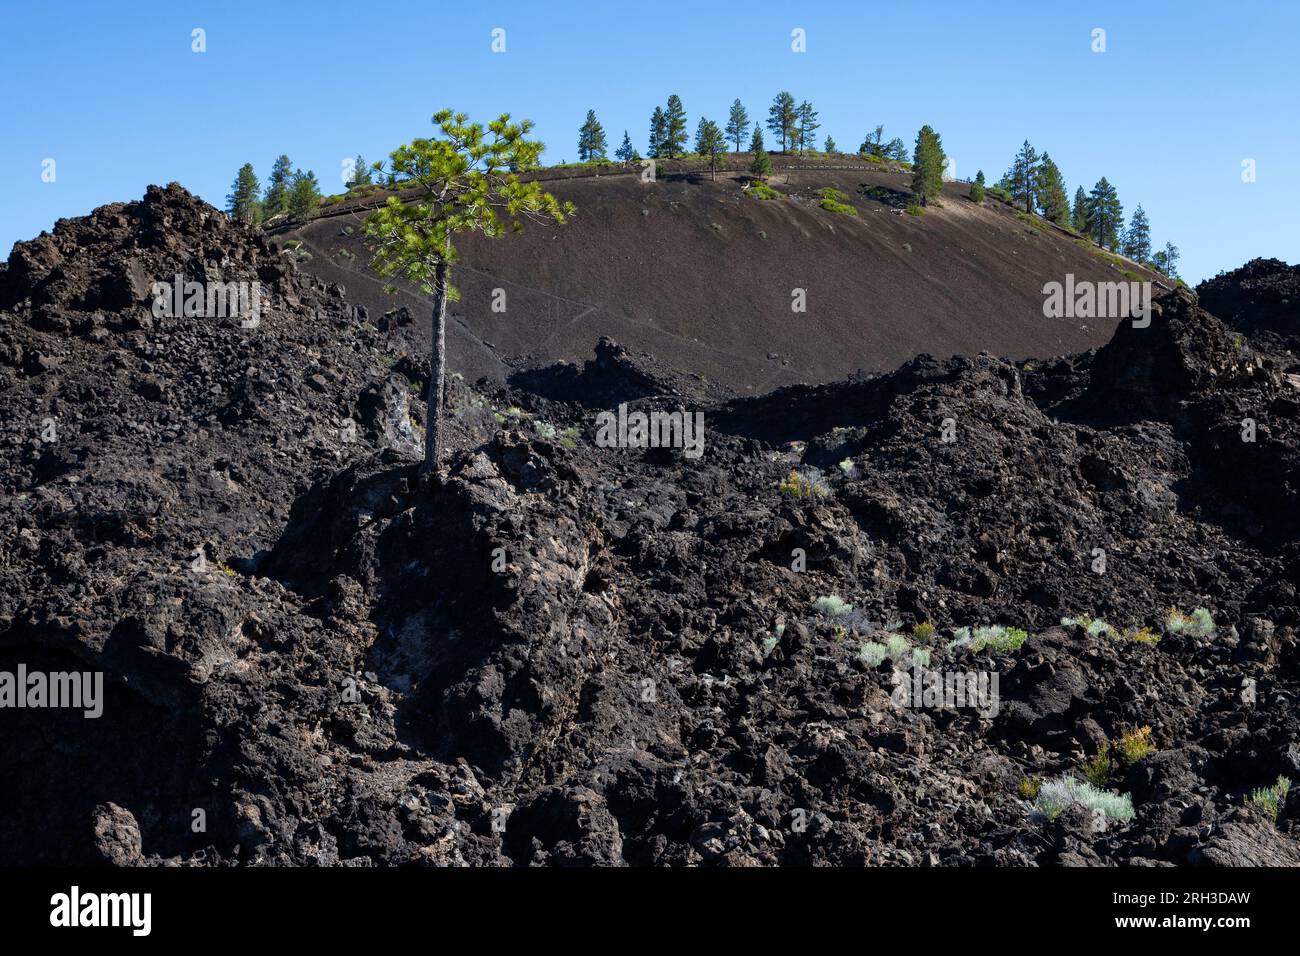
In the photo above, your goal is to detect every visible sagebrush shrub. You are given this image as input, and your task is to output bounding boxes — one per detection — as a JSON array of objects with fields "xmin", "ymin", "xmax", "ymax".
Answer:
[
  {"xmin": 859, "ymin": 642, "xmax": 888, "ymax": 667},
  {"xmin": 1061, "ymin": 615, "xmax": 1160, "ymax": 644},
  {"xmin": 885, "ymin": 633, "xmax": 910, "ymax": 659},
  {"xmin": 1166, "ymin": 607, "xmax": 1216, "ymax": 638},
  {"xmin": 1246, "ymin": 775, "xmax": 1291, "ymax": 826},
  {"xmin": 951, "ymin": 625, "xmax": 1029, "ymax": 653},
  {"xmin": 1033, "ymin": 776, "xmax": 1135, "ymax": 824},
  {"xmin": 814, "ymin": 595, "xmax": 853, "ymax": 617}
]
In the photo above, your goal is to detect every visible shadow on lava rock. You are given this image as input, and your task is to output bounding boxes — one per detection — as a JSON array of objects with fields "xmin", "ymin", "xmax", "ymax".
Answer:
[
  {"xmin": 0, "ymin": 639, "xmax": 210, "ymax": 865},
  {"xmin": 259, "ymin": 444, "xmax": 608, "ymax": 780}
]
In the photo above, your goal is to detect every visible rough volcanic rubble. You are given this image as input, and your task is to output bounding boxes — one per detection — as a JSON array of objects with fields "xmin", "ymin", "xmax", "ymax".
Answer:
[
  {"xmin": 1197, "ymin": 257, "xmax": 1300, "ymax": 352},
  {"xmin": 1, "ymin": 185, "xmax": 1298, "ymax": 866}
]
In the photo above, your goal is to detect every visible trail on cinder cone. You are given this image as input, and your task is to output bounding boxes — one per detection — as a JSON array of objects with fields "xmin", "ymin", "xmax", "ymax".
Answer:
[{"xmin": 285, "ymin": 161, "xmax": 1164, "ymax": 390}]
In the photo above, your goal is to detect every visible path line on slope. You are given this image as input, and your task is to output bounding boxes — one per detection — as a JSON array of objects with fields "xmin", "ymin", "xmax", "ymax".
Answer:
[{"xmin": 298, "ymin": 236, "xmax": 804, "ymax": 375}]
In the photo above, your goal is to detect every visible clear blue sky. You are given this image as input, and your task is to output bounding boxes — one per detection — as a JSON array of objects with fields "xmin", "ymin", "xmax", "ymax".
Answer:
[{"xmin": 2, "ymin": 0, "xmax": 1297, "ymax": 284}]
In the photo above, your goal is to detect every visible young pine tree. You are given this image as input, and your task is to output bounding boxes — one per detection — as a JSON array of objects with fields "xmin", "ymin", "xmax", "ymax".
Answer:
[
  {"xmin": 1072, "ymin": 186, "xmax": 1089, "ymax": 233},
  {"xmin": 910, "ymin": 125, "xmax": 946, "ymax": 206},
  {"xmin": 1123, "ymin": 205, "xmax": 1152, "ymax": 262},
  {"xmin": 263, "ymin": 154, "xmax": 293, "ymax": 218},
  {"xmin": 226, "ymin": 163, "xmax": 262, "ymax": 224},
  {"xmin": 969, "ymin": 169, "xmax": 986, "ymax": 204},
  {"xmin": 362, "ymin": 110, "xmax": 574, "ymax": 475},
  {"xmin": 725, "ymin": 99, "xmax": 750, "ymax": 153},
  {"xmin": 795, "ymin": 100, "xmax": 819, "ymax": 154},
  {"xmin": 824, "ymin": 136, "xmax": 837, "ymax": 154},
  {"xmin": 648, "ymin": 107, "xmax": 667, "ymax": 159},
  {"xmin": 1037, "ymin": 153, "xmax": 1070, "ymax": 226},
  {"xmin": 1152, "ymin": 242, "xmax": 1181, "ymax": 279},
  {"xmin": 767, "ymin": 92, "xmax": 797, "ymax": 152},
  {"xmin": 578, "ymin": 110, "xmax": 608, "ymax": 162},
  {"xmin": 662, "ymin": 95, "xmax": 688, "ymax": 159},
  {"xmin": 695, "ymin": 118, "xmax": 726, "ymax": 180},
  {"xmin": 1010, "ymin": 140, "xmax": 1040, "ymax": 214},
  {"xmin": 884, "ymin": 137, "xmax": 907, "ymax": 162},
  {"xmin": 286, "ymin": 170, "xmax": 321, "ymax": 221},
  {"xmin": 614, "ymin": 130, "xmax": 636, "ymax": 166},
  {"xmin": 860, "ymin": 125, "xmax": 885, "ymax": 157},
  {"xmin": 1087, "ymin": 177, "xmax": 1124, "ymax": 250},
  {"xmin": 350, "ymin": 155, "xmax": 373, "ymax": 187},
  {"xmin": 748, "ymin": 128, "xmax": 772, "ymax": 180}
]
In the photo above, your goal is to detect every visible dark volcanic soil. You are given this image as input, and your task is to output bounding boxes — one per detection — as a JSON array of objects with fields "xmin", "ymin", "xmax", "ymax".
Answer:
[
  {"xmin": 284, "ymin": 156, "xmax": 1164, "ymax": 392},
  {"xmin": 1, "ymin": 185, "xmax": 1298, "ymax": 866}
]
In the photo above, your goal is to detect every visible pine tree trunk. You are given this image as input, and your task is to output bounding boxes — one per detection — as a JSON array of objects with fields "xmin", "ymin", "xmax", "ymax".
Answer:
[{"xmin": 422, "ymin": 258, "xmax": 448, "ymax": 476}]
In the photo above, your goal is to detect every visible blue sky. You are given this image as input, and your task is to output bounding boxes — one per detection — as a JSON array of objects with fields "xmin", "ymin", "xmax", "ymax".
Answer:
[{"xmin": 2, "ymin": 0, "xmax": 1297, "ymax": 283}]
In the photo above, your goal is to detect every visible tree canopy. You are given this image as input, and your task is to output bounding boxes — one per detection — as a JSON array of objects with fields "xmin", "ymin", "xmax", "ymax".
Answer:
[
  {"xmin": 578, "ymin": 110, "xmax": 608, "ymax": 162},
  {"xmin": 767, "ymin": 92, "xmax": 797, "ymax": 151},
  {"xmin": 910, "ymin": 125, "xmax": 946, "ymax": 206},
  {"xmin": 725, "ymin": 99, "xmax": 750, "ymax": 153},
  {"xmin": 362, "ymin": 109, "xmax": 575, "ymax": 471},
  {"xmin": 226, "ymin": 163, "xmax": 262, "ymax": 224}
]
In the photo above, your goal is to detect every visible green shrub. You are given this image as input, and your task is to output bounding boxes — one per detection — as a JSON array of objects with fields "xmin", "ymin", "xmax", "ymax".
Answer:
[
  {"xmin": 1019, "ymin": 777, "xmax": 1042, "ymax": 800},
  {"xmin": 1082, "ymin": 750, "xmax": 1114, "ymax": 788},
  {"xmin": 779, "ymin": 469, "xmax": 829, "ymax": 499},
  {"xmin": 912, "ymin": 621, "xmax": 936, "ymax": 641},
  {"xmin": 1033, "ymin": 776, "xmax": 1135, "ymax": 824},
  {"xmin": 814, "ymin": 595, "xmax": 853, "ymax": 617},
  {"xmin": 859, "ymin": 642, "xmax": 888, "ymax": 667},
  {"xmin": 1166, "ymin": 607, "xmax": 1216, "ymax": 638},
  {"xmin": 493, "ymin": 405, "xmax": 532, "ymax": 425},
  {"xmin": 552, "ymin": 157, "xmax": 618, "ymax": 170},
  {"xmin": 1245, "ymin": 775, "xmax": 1291, "ymax": 826},
  {"xmin": 817, "ymin": 187, "xmax": 858, "ymax": 216},
  {"xmin": 820, "ymin": 198, "xmax": 857, "ymax": 216},
  {"xmin": 748, "ymin": 181, "xmax": 784, "ymax": 200},
  {"xmin": 905, "ymin": 204, "xmax": 924, "ymax": 216},
  {"xmin": 1061, "ymin": 615, "xmax": 1161, "ymax": 645},
  {"xmin": 1115, "ymin": 726, "xmax": 1155, "ymax": 765},
  {"xmin": 952, "ymin": 625, "xmax": 1029, "ymax": 653}
]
